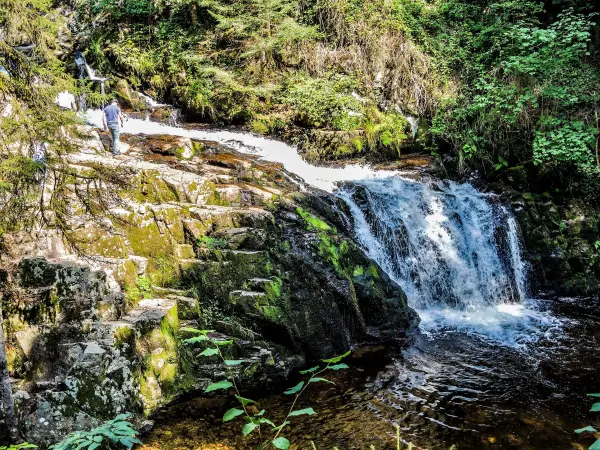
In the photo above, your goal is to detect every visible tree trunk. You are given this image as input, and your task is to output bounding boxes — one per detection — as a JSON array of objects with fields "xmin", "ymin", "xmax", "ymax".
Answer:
[{"xmin": 0, "ymin": 302, "xmax": 18, "ymax": 442}]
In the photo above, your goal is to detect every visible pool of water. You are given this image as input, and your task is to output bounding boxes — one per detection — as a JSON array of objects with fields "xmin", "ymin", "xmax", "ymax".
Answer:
[{"xmin": 141, "ymin": 297, "xmax": 600, "ymax": 450}]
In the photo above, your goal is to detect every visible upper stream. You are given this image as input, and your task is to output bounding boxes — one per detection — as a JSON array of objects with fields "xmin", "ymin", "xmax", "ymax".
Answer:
[{"xmin": 84, "ymin": 110, "xmax": 600, "ymax": 449}]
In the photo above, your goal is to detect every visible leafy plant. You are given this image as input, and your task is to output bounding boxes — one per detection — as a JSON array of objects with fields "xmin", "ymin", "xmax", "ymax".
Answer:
[
  {"xmin": 50, "ymin": 414, "xmax": 141, "ymax": 450},
  {"xmin": 494, "ymin": 155, "xmax": 509, "ymax": 171},
  {"xmin": 575, "ymin": 393, "xmax": 600, "ymax": 450},
  {"xmin": 181, "ymin": 327, "xmax": 352, "ymax": 449},
  {"xmin": 283, "ymin": 74, "xmax": 362, "ymax": 130},
  {"xmin": 124, "ymin": 275, "xmax": 152, "ymax": 304},
  {"xmin": 198, "ymin": 236, "xmax": 229, "ymax": 250}
]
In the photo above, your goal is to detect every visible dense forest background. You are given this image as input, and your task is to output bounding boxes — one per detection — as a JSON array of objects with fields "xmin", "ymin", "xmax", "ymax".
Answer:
[
  {"xmin": 68, "ymin": 0, "xmax": 600, "ymax": 188},
  {"xmin": 3, "ymin": 0, "xmax": 600, "ymax": 240}
]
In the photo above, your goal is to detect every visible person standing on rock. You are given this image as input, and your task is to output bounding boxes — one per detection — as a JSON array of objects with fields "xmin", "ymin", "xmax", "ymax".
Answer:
[{"xmin": 102, "ymin": 99, "xmax": 125, "ymax": 155}]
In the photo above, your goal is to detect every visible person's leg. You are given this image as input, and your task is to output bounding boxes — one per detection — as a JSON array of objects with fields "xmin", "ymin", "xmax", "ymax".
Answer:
[{"xmin": 109, "ymin": 124, "xmax": 120, "ymax": 155}]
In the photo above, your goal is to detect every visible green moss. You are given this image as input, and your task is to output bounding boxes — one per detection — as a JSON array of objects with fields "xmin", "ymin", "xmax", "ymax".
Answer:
[
  {"xmin": 205, "ymin": 189, "xmax": 232, "ymax": 206},
  {"xmin": 128, "ymin": 170, "xmax": 180, "ymax": 204},
  {"xmin": 113, "ymin": 324, "xmax": 136, "ymax": 357},
  {"xmin": 148, "ymin": 255, "xmax": 181, "ymax": 288},
  {"xmin": 353, "ymin": 266, "xmax": 365, "ymax": 277},
  {"xmin": 126, "ymin": 222, "xmax": 174, "ymax": 257},
  {"xmin": 137, "ymin": 303, "xmax": 180, "ymax": 413},
  {"xmin": 318, "ymin": 235, "xmax": 351, "ymax": 277},
  {"xmin": 261, "ymin": 305, "xmax": 282, "ymax": 321},
  {"xmin": 296, "ymin": 207, "xmax": 333, "ymax": 232},
  {"xmin": 6, "ymin": 345, "xmax": 24, "ymax": 375},
  {"xmin": 71, "ymin": 228, "xmax": 129, "ymax": 258},
  {"xmin": 197, "ymin": 236, "xmax": 229, "ymax": 250},
  {"xmin": 265, "ymin": 277, "xmax": 283, "ymax": 301},
  {"xmin": 192, "ymin": 141, "xmax": 205, "ymax": 154}
]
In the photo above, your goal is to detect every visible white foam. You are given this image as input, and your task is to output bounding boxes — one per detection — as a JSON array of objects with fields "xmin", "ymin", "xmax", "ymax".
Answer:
[
  {"xmin": 82, "ymin": 109, "xmax": 397, "ymax": 192},
  {"xmin": 136, "ymin": 92, "xmax": 167, "ymax": 108},
  {"xmin": 416, "ymin": 300, "xmax": 562, "ymax": 348}
]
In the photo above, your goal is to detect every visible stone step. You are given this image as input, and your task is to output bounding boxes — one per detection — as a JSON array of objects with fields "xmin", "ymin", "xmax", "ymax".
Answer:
[
  {"xmin": 210, "ymin": 227, "xmax": 267, "ymax": 250},
  {"xmin": 229, "ymin": 290, "xmax": 267, "ymax": 303},
  {"xmin": 120, "ymin": 298, "xmax": 178, "ymax": 333},
  {"xmin": 228, "ymin": 290, "xmax": 282, "ymax": 322},
  {"xmin": 245, "ymin": 277, "xmax": 276, "ymax": 291},
  {"xmin": 166, "ymin": 294, "xmax": 199, "ymax": 320},
  {"xmin": 194, "ymin": 248, "xmax": 269, "ymax": 264},
  {"xmin": 151, "ymin": 286, "xmax": 190, "ymax": 297},
  {"xmin": 178, "ymin": 258, "xmax": 271, "ymax": 306},
  {"xmin": 187, "ymin": 206, "xmax": 274, "ymax": 230}
]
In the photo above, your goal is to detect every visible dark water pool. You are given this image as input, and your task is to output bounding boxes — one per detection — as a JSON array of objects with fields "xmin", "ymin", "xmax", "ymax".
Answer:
[{"xmin": 141, "ymin": 297, "xmax": 600, "ymax": 450}]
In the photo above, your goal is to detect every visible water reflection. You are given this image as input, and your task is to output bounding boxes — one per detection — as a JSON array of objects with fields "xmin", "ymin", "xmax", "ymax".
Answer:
[{"xmin": 142, "ymin": 298, "xmax": 599, "ymax": 450}]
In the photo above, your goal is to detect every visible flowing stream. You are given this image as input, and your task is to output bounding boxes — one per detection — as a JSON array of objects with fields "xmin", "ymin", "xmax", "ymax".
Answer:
[{"xmin": 82, "ymin": 111, "xmax": 600, "ymax": 449}]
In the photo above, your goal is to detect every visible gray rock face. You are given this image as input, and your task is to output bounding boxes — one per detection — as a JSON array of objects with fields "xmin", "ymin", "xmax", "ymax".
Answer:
[{"xmin": 500, "ymin": 166, "xmax": 600, "ymax": 297}]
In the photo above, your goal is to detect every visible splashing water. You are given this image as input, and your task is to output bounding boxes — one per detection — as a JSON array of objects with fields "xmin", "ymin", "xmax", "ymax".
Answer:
[
  {"xmin": 338, "ymin": 177, "xmax": 560, "ymax": 347},
  {"xmin": 136, "ymin": 92, "xmax": 168, "ymax": 108},
  {"xmin": 82, "ymin": 109, "xmax": 560, "ymax": 346}
]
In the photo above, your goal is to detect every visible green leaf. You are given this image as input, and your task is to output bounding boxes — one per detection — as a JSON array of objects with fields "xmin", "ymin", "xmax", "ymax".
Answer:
[
  {"xmin": 289, "ymin": 408, "xmax": 316, "ymax": 417},
  {"xmin": 242, "ymin": 422, "xmax": 258, "ymax": 436},
  {"xmin": 591, "ymin": 439, "xmax": 600, "ymax": 450},
  {"xmin": 223, "ymin": 408, "xmax": 244, "ymax": 422},
  {"xmin": 88, "ymin": 444, "xmax": 100, "ymax": 450},
  {"xmin": 272, "ymin": 437, "xmax": 290, "ymax": 450},
  {"xmin": 259, "ymin": 418, "xmax": 276, "ymax": 427},
  {"xmin": 235, "ymin": 395, "xmax": 255, "ymax": 406},
  {"xmin": 119, "ymin": 437, "xmax": 134, "ymax": 449},
  {"xmin": 309, "ymin": 377, "xmax": 335, "ymax": 384},
  {"xmin": 183, "ymin": 335, "xmax": 208, "ymax": 344},
  {"xmin": 591, "ymin": 403, "xmax": 600, "ymax": 412},
  {"xmin": 205, "ymin": 380, "xmax": 233, "ymax": 393},
  {"xmin": 200, "ymin": 348, "xmax": 219, "ymax": 357},
  {"xmin": 284, "ymin": 381, "xmax": 304, "ymax": 395},
  {"xmin": 179, "ymin": 327, "xmax": 204, "ymax": 334},
  {"xmin": 588, "ymin": 393, "xmax": 600, "ymax": 397},
  {"xmin": 575, "ymin": 426, "xmax": 597, "ymax": 433},
  {"xmin": 255, "ymin": 410, "xmax": 265, "ymax": 416},
  {"xmin": 329, "ymin": 363, "xmax": 349, "ymax": 371},
  {"xmin": 224, "ymin": 359, "xmax": 245, "ymax": 366},
  {"xmin": 322, "ymin": 351, "xmax": 351, "ymax": 364},
  {"xmin": 299, "ymin": 366, "xmax": 319, "ymax": 375},
  {"xmin": 214, "ymin": 340, "xmax": 233, "ymax": 346}
]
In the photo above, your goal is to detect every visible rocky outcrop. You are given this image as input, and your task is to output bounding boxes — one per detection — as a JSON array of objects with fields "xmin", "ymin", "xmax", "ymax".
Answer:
[
  {"xmin": 501, "ymin": 168, "xmax": 600, "ymax": 297},
  {"xmin": 0, "ymin": 129, "xmax": 416, "ymax": 445}
]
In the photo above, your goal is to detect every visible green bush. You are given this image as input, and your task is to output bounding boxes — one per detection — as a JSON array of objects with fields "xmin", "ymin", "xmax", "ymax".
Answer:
[{"xmin": 283, "ymin": 74, "xmax": 362, "ymax": 130}]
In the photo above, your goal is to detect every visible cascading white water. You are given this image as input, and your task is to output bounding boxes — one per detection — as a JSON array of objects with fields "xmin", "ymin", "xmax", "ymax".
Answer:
[
  {"xmin": 338, "ymin": 177, "xmax": 559, "ymax": 346},
  {"xmin": 338, "ymin": 177, "xmax": 526, "ymax": 310}
]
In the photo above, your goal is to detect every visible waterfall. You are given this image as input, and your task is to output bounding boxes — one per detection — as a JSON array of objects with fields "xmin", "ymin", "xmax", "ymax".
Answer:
[
  {"xmin": 80, "ymin": 110, "xmax": 557, "ymax": 345},
  {"xmin": 338, "ymin": 177, "xmax": 527, "ymax": 310},
  {"xmin": 336, "ymin": 176, "xmax": 552, "ymax": 346},
  {"xmin": 73, "ymin": 51, "xmax": 107, "ymax": 111}
]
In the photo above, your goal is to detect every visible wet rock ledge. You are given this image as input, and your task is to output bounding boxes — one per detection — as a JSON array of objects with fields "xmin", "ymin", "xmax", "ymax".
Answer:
[{"xmin": 0, "ymin": 129, "xmax": 417, "ymax": 446}]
